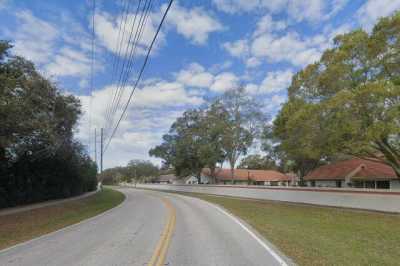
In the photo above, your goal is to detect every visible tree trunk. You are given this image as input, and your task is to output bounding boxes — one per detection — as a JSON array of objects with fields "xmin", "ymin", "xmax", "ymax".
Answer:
[
  {"xmin": 230, "ymin": 165, "xmax": 235, "ymax": 184},
  {"xmin": 210, "ymin": 167, "xmax": 216, "ymax": 184}
]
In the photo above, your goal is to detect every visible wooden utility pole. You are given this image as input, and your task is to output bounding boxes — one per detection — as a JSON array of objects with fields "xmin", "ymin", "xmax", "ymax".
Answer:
[{"xmin": 100, "ymin": 128, "xmax": 103, "ymax": 174}]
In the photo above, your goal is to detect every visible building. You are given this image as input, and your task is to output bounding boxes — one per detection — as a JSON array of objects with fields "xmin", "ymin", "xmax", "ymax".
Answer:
[
  {"xmin": 201, "ymin": 168, "xmax": 291, "ymax": 186},
  {"xmin": 152, "ymin": 174, "xmax": 177, "ymax": 184},
  {"xmin": 304, "ymin": 158, "xmax": 400, "ymax": 189}
]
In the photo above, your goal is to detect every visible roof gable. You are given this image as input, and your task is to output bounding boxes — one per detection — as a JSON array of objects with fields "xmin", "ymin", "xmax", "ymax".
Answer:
[{"xmin": 304, "ymin": 158, "xmax": 397, "ymax": 180}]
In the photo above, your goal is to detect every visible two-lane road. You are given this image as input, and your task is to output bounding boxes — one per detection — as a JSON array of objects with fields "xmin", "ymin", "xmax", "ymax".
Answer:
[{"xmin": 0, "ymin": 188, "xmax": 290, "ymax": 266}]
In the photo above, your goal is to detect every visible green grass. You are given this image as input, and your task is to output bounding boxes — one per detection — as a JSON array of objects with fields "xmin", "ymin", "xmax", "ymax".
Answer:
[
  {"xmin": 0, "ymin": 188, "xmax": 125, "ymax": 250},
  {"xmin": 175, "ymin": 192, "xmax": 400, "ymax": 266}
]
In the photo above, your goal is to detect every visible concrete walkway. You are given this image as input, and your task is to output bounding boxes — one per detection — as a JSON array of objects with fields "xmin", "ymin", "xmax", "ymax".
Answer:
[{"xmin": 0, "ymin": 190, "xmax": 99, "ymax": 217}]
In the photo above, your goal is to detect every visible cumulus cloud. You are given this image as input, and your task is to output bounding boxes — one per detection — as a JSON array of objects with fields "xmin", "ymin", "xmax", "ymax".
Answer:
[
  {"xmin": 13, "ymin": 10, "xmax": 59, "ymax": 64},
  {"xmin": 260, "ymin": 70, "xmax": 293, "ymax": 93},
  {"xmin": 8, "ymin": 10, "xmax": 97, "ymax": 80},
  {"xmin": 0, "ymin": 0, "xmax": 8, "ymax": 10},
  {"xmin": 94, "ymin": 9, "xmax": 163, "ymax": 57},
  {"xmin": 166, "ymin": 2, "xmax": 224, "ymax": 45},
  {"xmin": 210, "ymin": 72, "xmax": 239, "ymax": 92},
  {"xmin": 76, "ymin": 74, "xmax": 205, "ymax": 168},
  {"xmin": 45, "ymin": 47, "xmax": 92, "ymax": 77},
  {"xmin": 251, "ymin": 32, "xmax": 322, "ymax": 66},
  {"xmin": 253, "ymin": 14, "xmax": 287, "ymax": 37},
  {"xmin": 222, "ymin": 39, "xmax": 249, "ymax": 58},
  {"xmin": 356, "ymin": 0, "xmax": 400, "ymax": 31},
  {"xmin": 245, "ymin": 69, "xmax": 293, "ymax": 95},
  {"xmin": 175, "ymin": 63, "xmax": 214, "ymax": 88},
  {"xmin": 212, "ymin": 0, "xmax": 348, "ymax": 23}
]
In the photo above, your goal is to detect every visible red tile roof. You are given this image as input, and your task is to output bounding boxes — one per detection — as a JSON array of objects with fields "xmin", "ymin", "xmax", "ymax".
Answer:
[
  {"xmin": 202, "ymin": 168, "xmax": 290, "ymax": 182},
  {"xmin": 304, "ymin": 158, "xmax": 397, "ymax": 180}
]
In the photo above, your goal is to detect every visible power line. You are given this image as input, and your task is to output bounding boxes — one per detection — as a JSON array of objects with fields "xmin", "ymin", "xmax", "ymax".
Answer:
[
  {"xmin": 106, "ymin": 0, "xmax": 152, "ymax": 136},
  {"xmin": 103, "ymin": 0, "xmax": 134, "ymax": 135},
  {"xmin": 103, "ymin": 0, "xmax": 174, "ymax": 153}
]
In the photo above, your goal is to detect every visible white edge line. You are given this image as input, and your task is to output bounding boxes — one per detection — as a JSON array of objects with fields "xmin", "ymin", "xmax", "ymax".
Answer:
[
  {"xmin": 156, "ymin": 190, "xmax": 289, "ymax": 266},
  {"xmin": 210, "ymin": 203, "xmax": 288, "ymax": 266},
  {"xmin": 0, "ymin": 189, "xmax": 128, "ymax": 255}
]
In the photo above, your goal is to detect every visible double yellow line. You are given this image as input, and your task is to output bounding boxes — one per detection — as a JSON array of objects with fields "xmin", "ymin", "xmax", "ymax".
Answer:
[{"xmin": 148, "ymin": 197, "xmax": 176, "ymax": 266}]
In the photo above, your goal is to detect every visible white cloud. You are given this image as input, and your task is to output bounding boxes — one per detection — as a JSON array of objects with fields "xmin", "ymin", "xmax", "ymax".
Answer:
[
  {"xmin": 176, "ymin": 63, "xmax": 214, "ymax": 88},
  {"xmin": 259, "ymin": 69, "xmax": 293, "ymax": 93},
  {"xmin": 213, "ymin": 0, "xmax": 348, "ymax": 23},
  {"xmin": 166, "ymin": 2, "xmax": 224, "ymax": 45},
  {"xmin": 0, "ymin": 0, "xmax": 8, "ymax": 10},
  {"xmin": 94, "ymin": 10, "xmax": 162, "ymax": 56},
  {"xmin": 212, "ymin": 0, "xmax": 288, "ymax": 14},
  {"xmin": 13, "ymin": 11, "xmax": 59, "ymax": 64},
  {"xmin": 251, "ymin": 31, "xmax": 322, "ymax": 66},
  {"xmin": 8, "ymin": 10, "xmax": 97, "ymax": 79},
  {"xmin": 210, "ymin": 72, "xmax": 239, "ymax": 92},
  {"xmin": 245, "ymin": 69, "xmax": 293, "ymax": 95},
  {"xmin": 356, "ymin": 0, "xmax": 400, "ymax": 31},
  {"xmin": 245, "ymin": 57, "xmax": 261, "ymax": 68},
  {"xmin": 253, "ymin": 15, "xmax": 287, "ymax": 37},
  {"xmin": 76, "ymin": 73, "xmax": 205, "ymax": 168},
  {"xmin": 45, "ymin": 47, "xmax": 91, "ymax": 77},
  {"xmin": 222, "ymin": 39, "xmax": 249, "ymax": 58}
]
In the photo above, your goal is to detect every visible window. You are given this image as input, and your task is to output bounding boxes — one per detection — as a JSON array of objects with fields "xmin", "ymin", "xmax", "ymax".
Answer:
[
  {"xmin": 376, "ymin": 180, "xmax": 390, "ymax": 189},
  {"xmin": 336, "ymin": 180, "xmax": 342, "ymax": 188},
  {"xmin": 310, "ymin": 181, "xmax": 316, "ymax": 187},
  {"xmin": 365, "ymin": 181, "xmax": 375, "ymax": 189},
  {"xmin": 270, "ymin": 181, "xmax": 278, "ymax": 186},
  {"xmin": 353, "ymin": 181, "xmax": 364, "ymax": 188}
]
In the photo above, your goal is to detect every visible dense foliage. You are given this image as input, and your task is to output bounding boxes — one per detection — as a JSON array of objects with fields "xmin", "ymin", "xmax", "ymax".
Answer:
[
  {"xmin": 272, "ymin": 12, "xmax": 400, "ymax": 177},
  {"xmin": 0, "ymin": 42, "xmax": 97, "ymax": 208},
  {"xmin": 237, "ymin": 154, "xmax": 278, "ymax": 170},
  {"xmin": 99, "ymin": 160, "xmax": 159, "ymax": 184},
  {"xmin": 149, "ymin": 87, "xmax": 267, "ymax": 182}
]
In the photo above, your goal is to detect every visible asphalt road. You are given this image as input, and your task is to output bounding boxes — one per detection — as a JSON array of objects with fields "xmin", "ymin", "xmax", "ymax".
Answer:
[{"xmin": 0, "ymin": 188, "xmax": 290, "ymax": 266}]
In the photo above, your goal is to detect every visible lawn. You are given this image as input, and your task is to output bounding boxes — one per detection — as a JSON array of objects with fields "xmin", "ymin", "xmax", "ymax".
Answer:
[
  {"xmin": 0, "ymin": 188, "xmax": 125, "ymax": 250},
  {"xmin": 177, "ymin": 192, "xmax": 400, "ymax": 266}
]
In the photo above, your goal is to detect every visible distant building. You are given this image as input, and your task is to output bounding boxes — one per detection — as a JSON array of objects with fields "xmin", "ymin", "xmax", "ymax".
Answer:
[
  {"xmin": 201, "ymin": 168, "xmax": 291, "ymax": 186},
  {"xmin": 304, "ymin": 158, "xmax": 400, "ymax": 189},
  {"xmin": 152, "ymin": 174, "xmax": 177, "ymax": 184}
]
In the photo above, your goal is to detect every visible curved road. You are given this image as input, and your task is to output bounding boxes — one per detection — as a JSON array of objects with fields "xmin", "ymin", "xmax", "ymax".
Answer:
[{"xmin": 0, "ymin": 188, "xmax": 290, "ymax": 266}]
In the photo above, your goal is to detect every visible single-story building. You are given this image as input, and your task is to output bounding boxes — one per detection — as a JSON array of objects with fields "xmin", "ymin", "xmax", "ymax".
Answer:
[
  {"xmin": 304, "ymin": 158, "xmax": 400, "ymax": 189},
  {"xmin": 202, "ymin": 168, "xmax": 291, "ymax": 186},
  {"xmin": 152, "ymin": 174, "xmax": 177, "ymax": 184}
]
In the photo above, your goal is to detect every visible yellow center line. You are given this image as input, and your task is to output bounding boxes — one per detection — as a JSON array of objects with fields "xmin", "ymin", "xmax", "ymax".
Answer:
[{"xmin": 148, "ymin": 197, "xmax": 176, "ymax": 266}]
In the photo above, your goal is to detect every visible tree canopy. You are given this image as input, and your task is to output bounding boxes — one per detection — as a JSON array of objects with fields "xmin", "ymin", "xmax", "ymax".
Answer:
[
  {"xmin": 0, "ymin": 41, "xmax": 97, "ymax": 207},
  {"xmin": 273, "ymin": 12, "xmax": 400, "ymax": 177}
]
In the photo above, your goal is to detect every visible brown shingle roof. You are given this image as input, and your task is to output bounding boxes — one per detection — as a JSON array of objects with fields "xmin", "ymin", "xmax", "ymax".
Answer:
[
  {"xmin": 304, "ymin": 158, "xmax": 397, "ymax": 180},
  {"xmin": 202, "ymin": 168, "xmax": 290, "ymax": 182}
]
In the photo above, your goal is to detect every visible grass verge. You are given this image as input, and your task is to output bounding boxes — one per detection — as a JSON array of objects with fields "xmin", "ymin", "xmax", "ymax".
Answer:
[
  {"xmin": 0, "ymin": 188, "xmax": 125, "ymax": 250},
  {"xmin": 172, "ymin": 191, "xmax": 400, "ymax": 266}
]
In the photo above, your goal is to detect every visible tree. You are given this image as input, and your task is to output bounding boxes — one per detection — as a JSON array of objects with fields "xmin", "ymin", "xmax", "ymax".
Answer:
[
  {"xmin": 237, "ymin": 154, "xmax": 277, "ymax": 170},
  {"xmin": 198, "ymin": 102, "xmax": 228, "ymax": 182},
  {"xmin": 0, "ymin": 41, "xmax": 97, "ymax": 207},
  {"xmin": 150, "ymin": 109, "xmax": 206, "ymax": 182},
  {"xmin": 274, "ymin": 12, "xmax": 400, "ymax": 177},
  {"xmin": 125, "ymin": 160, "xmax": 159, "ymax": 184},
  {"xmin": 150, "ymin": 104, "xmax": 228, "ymax": 183},
  {"xmin": 218, "ymin": 87, "xmax": 268, "ymax": 183}
]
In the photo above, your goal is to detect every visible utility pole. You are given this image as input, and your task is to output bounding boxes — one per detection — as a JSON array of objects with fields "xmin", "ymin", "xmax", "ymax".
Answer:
[
  {"xmin": 100, "ymin": 128, "xmax": 103, "ymax": 174},
  {"xmin": 94, "ymin": 128, "xmax": 97, "ymax": 167}
]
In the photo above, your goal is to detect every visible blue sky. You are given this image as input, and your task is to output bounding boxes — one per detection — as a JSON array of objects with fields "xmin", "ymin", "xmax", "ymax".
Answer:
[{"xmin": 1, "ymin": 0, "xmax": 400, "ymax": 168}]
